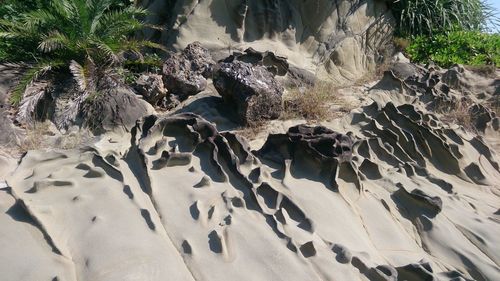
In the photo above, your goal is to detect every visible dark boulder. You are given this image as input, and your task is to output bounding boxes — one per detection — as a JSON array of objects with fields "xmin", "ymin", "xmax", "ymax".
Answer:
[
  {"xmin": 162, "ymin": 42, "xmax": 215, "ymax": 99},
  {"xmin": 81, "ymin": 85, "xmax": 153, "ymax": 134},
  {"xmin": 221, "ymin": 48, "xmax": 315, "ymax": 87},
  {"xmin": 213, "ymin": 61, "xmax": 283, "ymax": 124},
  {"xmin": 222, "ymin": 47, "xmax": 289, "ymax": 76},
  {"xmin": 134, "ymin": 73, "xmax": 167, "ymax": 106}
]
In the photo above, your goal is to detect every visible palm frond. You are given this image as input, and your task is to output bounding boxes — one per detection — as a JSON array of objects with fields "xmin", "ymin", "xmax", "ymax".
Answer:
[
  {"xmin": 22, "ymin": 9, "xmax": 58, "ymax": 31},
  {"xmin": 69, "ymin": 58, "xmax": 97, "ymax": 93},
  {"xmin": 93, "ymin": 6, "xmax": 148, "ymax": 37},
  {"xmin": 90, "ymin": 40, "xmax": 120, "ymax": 64},
  {"xmin": 0, "ymin": 18, "xmax": 28, "ymax": 38},
  {"xmin": 143, "ymin": 23, "xmax": 166, "ymax": 31},
  {"xmin": 69, "ymin": 60, "xmax": 87, "ymax": 92},
  {"xmin": 59, "ymin": 58, "xmax": 99, "ymax": 129},
  {"xmin": 69, "ymin": 0, "xmax": 92, "ymax": 35},
  {"xmin": 88, "ymin": 0, "xmax": 115, "ymax": 32},
  {"xmin": 56, "ymin": 93, "xmax": 86, "ymax": 130},
  {"xmin": 39, "ymin": 31, "xmax": 71, "ymax": 53},
  {"xmin": 56, "ymin": 57, "xmax": 100, "ymax": 129},
  {"xmin": 15, "ymin": 81, "xmax": 51, "ymax": 125},
  {"xmin": 11, "ymin": 60, "xmax": 64, "ymax": 105},
  {"xmin": 119, "ymin": 39, "xmax": 168, "ymax": 55},
  {"xmin": 50, "ymin": 0, "xmax": 77, "ymax": 19}
]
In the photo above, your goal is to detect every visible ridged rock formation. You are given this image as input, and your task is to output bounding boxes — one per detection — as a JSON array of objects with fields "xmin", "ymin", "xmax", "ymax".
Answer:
[
  {"xmin": 140, "ymin": 0, "xmax": 394, "ymax": 84},
  {"xmin": 3, "ymin": 97, "xmax": 499, "ymax": 280}
]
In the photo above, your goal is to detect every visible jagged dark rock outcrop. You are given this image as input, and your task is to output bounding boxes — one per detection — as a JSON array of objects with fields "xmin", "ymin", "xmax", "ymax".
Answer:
[
  {"xmin": 162, "ymin": 42, "xmax": 216, "ymax": 98},
  {"xmin": 213, "ymin": 61, "xmax": 284, "ymax": 124},
  {"xmin": 134, "ymin": 73, "xmax": 167, "ymax": 106},
  {"xmin": 221, "ymin": 47, "xmax": 316, "ymax": 86},
  {"xmin": 222, "ymin": 47, "xmax": 289, "ymax": 76}
]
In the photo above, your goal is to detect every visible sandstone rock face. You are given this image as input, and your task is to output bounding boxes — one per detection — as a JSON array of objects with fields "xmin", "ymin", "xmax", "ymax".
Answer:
[
  {"xmin": 213, "ymin": 61, "xmax": 283, "ymax": 124},
  {"xmin": 141, "ymin": 0, "xmax": 394, "ymax": 84},
  {"xmin": 442, "ymin": 65, "xmax": 500, "ymax": 99},
  {"xmin": 162, "ymin": 42, "xmax": 216, "ymax": 98}
]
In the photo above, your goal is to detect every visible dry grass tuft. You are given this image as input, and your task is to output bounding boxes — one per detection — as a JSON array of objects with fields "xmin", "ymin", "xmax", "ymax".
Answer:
[
  {"xmin": 236, "ymin": 121, "xmax": 266, "ymax": 141},
  {"xmin": 353, "ymin": 61, "xmax": 392, "ymax": 86},
  {"xmin": 6, "ymin": 121, "xmax": 90, "ymax": 155},
  {"xmin": 393, "ymin": 37, "xmax": 410, "ymax": 52},
  {"xmin": 438, "ymin": 99, "xmax": 476, "ymax": 132},
  {"xmin": 282, "ymin": 82, "xmax": 351, "ymax": 121},
  {"xmin": 489, "ymin": 96, "xmax": 500, "ymax": 117},
  {"xmin": 437, "ymin": 96, "xmax": 500, "ymax": 133},
  {"xmin": 16, "ymin": 121, "xmax": 53, "ymax": 152}
]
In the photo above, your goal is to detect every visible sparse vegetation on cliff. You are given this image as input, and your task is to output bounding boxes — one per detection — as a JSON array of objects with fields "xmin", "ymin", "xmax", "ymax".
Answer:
[
  {"xmin": 389, "ymin": 0, "xmax": 499, "ymax": 67},
  {"xmin": 407, "ymin": 30, "xmax": 500, "ymax": 67}
]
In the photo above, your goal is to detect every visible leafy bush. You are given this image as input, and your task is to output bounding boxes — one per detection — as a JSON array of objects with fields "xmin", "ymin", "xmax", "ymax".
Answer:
[
  {"xmin": 389, "ymin": 0, "xmax": 498, "ymax": 36},
  {"xmin": 406, "ymin": 30, "xmax": 500, "ymax": 67},
  {"xmin": 0, "ymin": 0, "xmax": 163, "ymax": 105}
]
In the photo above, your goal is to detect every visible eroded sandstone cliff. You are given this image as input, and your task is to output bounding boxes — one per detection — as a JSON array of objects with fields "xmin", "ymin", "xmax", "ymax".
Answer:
[{"xmin": 140, "ymin": 0, "xmax": 394, "ymax": 84}]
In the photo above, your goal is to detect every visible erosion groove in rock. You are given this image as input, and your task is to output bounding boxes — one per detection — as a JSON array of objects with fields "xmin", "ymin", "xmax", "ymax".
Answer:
[{"xmin": 4, "ymin": 102, "xmax": 500, "ymax": 280}]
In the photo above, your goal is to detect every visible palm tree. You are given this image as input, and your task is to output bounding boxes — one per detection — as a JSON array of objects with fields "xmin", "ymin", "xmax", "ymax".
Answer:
[{"xmin": 0, "ymin": 0, "xmax": 163, "ymax": 108}]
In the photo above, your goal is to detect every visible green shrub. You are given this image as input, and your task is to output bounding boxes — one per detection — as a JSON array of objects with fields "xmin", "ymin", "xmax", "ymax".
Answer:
[
  {"xmin": 388, "ymin": 0, "xmax": 498, "ymax": 36},
  {"xmin": 406, "ymin": 30, "xmax": 500, "ymax": 67}
]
